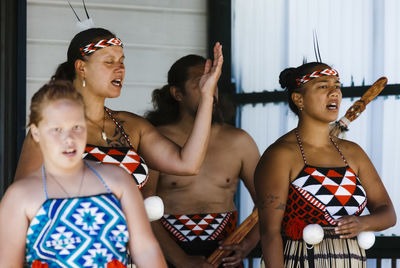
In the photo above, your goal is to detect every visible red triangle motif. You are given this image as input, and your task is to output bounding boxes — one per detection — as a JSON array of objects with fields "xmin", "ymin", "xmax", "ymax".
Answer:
[
  {"xmin": 178, "ymin": 218, "xmax": 190, "ymax": 225},
  {"xmin": 326, "ymin": 170, "xmax": 343, "ymax": 177},
  {"xmin": 304, "ymin": 167, "xmax": 316, "ymax": 175},
  {"xmin": 342, "ymin": 185, "xmax": 356, "ymax": 195},
  {"xmin": 204, "ymin": 218, "xmax": 214, "ymax": 224},
  {"xmin": 347, "ymin": 168, "xmax": 356, "ymax": 174},
  {"xmin": 128, "ymin": 154, "xmax": 140, "ymax": 162},
  {"xmin": 346, "ymin": 176, "xmax": 357, "ymax": 184},
  {"xmin": 336, "ymin": 195, "xmax": 351, "ymax": 206},
  {"xmin": 191, "ymin": 228, "xmax": 204, "ymax": 236},
  {"xmin": 86, "ymin": 146, "xmax": 95, "ymax": 152},
  {"xmin": 197, "ymin": 223, "xmax": 209, "ymax": 230},
  {"xmin": 324, "ymin": 185, "xmax": 339, "ymax": 195},
  {"xmin": 108, "ymin": 149, "xmax": 125, "ymax": 155},
  {"xmin": 122, "ymin": 162, "xmax": 140, "ymax": 173},
  {"xmin": 91, "ymin": 153, "xmax": 106, "ymax": 161},
  {"xmin": 312, "ymin": 175, "xmax": 326, "ymax": 184}
]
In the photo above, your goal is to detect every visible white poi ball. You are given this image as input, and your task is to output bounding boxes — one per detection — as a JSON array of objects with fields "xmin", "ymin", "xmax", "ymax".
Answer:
[
  {"xmin": 302, "ymin": 224, "xmax": 324, "ymax": 245},
  {"xmin": 357, "ymin": 231, "xmax": 375, "ymax": 250},
  {"xmin": 144, "ymin": 196, "xmax": 164, "ymax": 222}
]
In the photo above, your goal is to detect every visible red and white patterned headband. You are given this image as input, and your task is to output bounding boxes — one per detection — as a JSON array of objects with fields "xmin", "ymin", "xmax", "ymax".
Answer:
[
  {"xmin": 296, "ymin": 68, "xmax": 339, "ymax": 86},
  {"xmin": 80, "ymin": 37, "xmax": 123, "ymax": 56}
]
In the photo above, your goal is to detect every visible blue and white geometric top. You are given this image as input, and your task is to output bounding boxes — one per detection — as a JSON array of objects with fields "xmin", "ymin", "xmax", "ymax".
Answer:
[{"xmin": 26, "ymin": 162, "xmax": 130, "ymax": 268}]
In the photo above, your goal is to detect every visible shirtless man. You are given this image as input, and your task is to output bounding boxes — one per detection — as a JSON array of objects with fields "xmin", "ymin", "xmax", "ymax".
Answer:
[{"xmin": 142, "ymin": 54, "xmax": 260, "ymax": 268}]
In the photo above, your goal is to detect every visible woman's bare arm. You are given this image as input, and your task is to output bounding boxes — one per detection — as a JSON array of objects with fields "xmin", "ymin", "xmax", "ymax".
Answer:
[
  {"xmin": 0, "ymin": 180, "xmax": 33, "ymax": 266},
  {"xmin": 112, "ymin": 167, "xmax": 167, "ymax": 268},
  {"xmin": 335, "ymin": 142, "xmax": 396, "ymax": 237},
  {"xmin": 14, "ymin": 131, "xmax": 43, "ymax": 181},
  {"xmin": 254, "ymin": 143, "xmax": 292, "ymax": 268},
  {"xmin": 137, "ymin": 43, "xmax": 223, "ymax": 176}
]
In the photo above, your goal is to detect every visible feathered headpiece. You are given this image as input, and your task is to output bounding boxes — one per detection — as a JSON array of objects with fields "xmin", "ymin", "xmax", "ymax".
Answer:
[{"xmin": 67, "ymin": 0, "xmax": 95, "ymax": 31}]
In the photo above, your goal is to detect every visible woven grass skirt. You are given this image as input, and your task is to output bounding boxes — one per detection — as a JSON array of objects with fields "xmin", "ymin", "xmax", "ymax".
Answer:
[{"xmin": 261, "ymin": 236, "xmax": 366, "ymax": 268}]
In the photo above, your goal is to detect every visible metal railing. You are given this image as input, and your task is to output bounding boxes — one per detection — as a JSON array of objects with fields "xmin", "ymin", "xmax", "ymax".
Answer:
[{"xmin": 245, "ymin": 237, "xmax": 400, "ymax": 268}]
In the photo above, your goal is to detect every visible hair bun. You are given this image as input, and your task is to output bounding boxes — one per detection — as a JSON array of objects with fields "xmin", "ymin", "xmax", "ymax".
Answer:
[
  {"xmin": 279, "ymin": 67, "xmax": 298, "ymax": 89},
  {"xmin": 51, "ymin": 61, "xmax": 75, "ymax": 81}
]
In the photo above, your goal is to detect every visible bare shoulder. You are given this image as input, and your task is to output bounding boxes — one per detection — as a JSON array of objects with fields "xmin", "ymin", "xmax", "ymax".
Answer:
[
  {"xmin": 1, "ymin": 171, "xmax": 44, "ymax": 213},
  {"xmin": 262, "ymin": 131, "xmax": 298, "ymax": 161},
  {"xmin": 333, "ymin": 137, "xmax": 370, "ymax": 170},
  {"xmin": 333, "ymin": 137, "xmax": 366, "ymax": 158},
  {"xmin": 255, "ymin": 131, "xmax": 300, "ymax": 178},
  {"xmin": 106, "ymin": 109, "xmax": 155, "ymax": 147},
  {"xmin": 254, "ymin": 132, "xmax": 297, "ymax": 188},
  {"xmin": 10, "ymin": 173, "xmax": 42, "ymax": 199},
  {"xmin": 108, "ymin": 109, "xmax": 150, "ymax": 129},
  {"xmin": 216, "ymin": 123, "xmax": 257, "ymax": 147},
  {"xmin": 221, "ymin": 123, "xmax": 252, "ymax": 138},
  {"xmin": 334, "ymin": 137, "xmax": 363, "ymax": 149}
]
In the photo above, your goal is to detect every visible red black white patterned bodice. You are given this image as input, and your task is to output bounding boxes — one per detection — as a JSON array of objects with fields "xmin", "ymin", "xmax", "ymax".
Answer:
[
  {"xmin": 83, "ymin": 145, "xmax": 148, "ymax": 189},
  {"xmin": 83, "ymin": 108, "xmax": 149, "ymax": 189},
  {"xmin": 282, "ymin": 129, "xmax": 367, "ymax": 239}
]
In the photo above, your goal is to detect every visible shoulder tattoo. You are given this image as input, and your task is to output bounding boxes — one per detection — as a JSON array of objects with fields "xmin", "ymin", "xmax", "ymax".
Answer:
[
  {"xmin": 258, "ymin": 194, "xmax": 286, "ymax": 210},
  {"xmin": 106, "ymin": 120, "xmax": 131, "ymax": 147}
]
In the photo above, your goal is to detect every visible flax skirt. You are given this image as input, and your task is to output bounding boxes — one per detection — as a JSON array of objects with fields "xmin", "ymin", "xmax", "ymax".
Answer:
[{"xmin": 261, "ymin": 237, "xmax": 366, "ymax": 268}]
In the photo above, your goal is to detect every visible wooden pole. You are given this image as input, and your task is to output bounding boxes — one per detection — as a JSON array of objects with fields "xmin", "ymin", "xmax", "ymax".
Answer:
[{"xmin": 207, "ymin": 209, "xmax": 259, "ymax": 267}]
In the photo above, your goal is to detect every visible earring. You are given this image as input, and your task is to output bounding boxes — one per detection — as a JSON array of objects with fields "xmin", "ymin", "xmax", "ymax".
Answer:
[
  {"xmin": 83, "ymin": 78, "xmax": 86, "ymax": 88},
  {"xmin": 299, "ymin": 107, "xmax": 303, "ymax": 111}
]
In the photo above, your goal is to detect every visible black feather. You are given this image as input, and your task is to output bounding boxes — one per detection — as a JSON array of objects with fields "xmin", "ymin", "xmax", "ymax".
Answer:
[
  {"xmin": 82, "ymin": 0, "xmax": 90, "ymax": 19},
  {"xmin": 313, "ymin": 30, "xmax": 322, "ymax": 62},
  {"xmin": 67, "ymin": 0, "xmax": 81, "ymax": 21}
]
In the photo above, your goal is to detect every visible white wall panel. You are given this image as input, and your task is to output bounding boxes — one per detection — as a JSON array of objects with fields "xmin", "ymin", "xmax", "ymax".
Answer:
[
  {"xmin": 26, "ymin": 41, "xmax": 67, "ymax": 78},
  {"xmin": 27, "ymin": 0, "xmax": 207, "ymax": 118}
]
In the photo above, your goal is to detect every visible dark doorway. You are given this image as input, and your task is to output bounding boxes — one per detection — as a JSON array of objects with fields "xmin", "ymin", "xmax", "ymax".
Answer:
[{"xmin": 0, "ymin": 0, "xmax": 26, "ymax": 196}]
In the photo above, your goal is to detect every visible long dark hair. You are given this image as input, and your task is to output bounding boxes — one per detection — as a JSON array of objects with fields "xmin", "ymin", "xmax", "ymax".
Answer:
[
  {"xmin": 146, "ymin": 54, "xmax": 222, "ymax": 126},
  {"xmin": 51, "ymin": 28, "xmax": 116, "ymax": 82},
  {"xmin": 279, "ymin": 62, "xmax": 331, "ymax": 115}
]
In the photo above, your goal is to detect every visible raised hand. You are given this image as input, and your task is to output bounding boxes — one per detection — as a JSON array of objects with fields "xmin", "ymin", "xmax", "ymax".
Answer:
[{"xmin": 199, "ymin": 42, "xmax": 224, "ymax": 98}]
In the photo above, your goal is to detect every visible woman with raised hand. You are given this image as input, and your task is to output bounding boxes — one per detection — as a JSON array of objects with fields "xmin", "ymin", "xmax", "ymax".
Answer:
[
  {"xmin": 0, "ymin": 80, "xmax": 167, "ymax": 267},
  {"xmin": 15, "ymin": 28, "xmax": 223, "ymax": 189},
  {"xmin": 255, "ymin": 62, "xmax": 396, "ymax": 267}
]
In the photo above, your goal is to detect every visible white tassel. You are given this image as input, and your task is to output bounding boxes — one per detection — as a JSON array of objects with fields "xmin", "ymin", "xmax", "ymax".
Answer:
[
  {"xmin": 303, "ymin": 224, "xmax": 324, "ymax": 245},
  {"xmin": 357, "ymin": 231, "xmax": 375, "ymax": 249},
  {"xmin": 76, "ymin": 18, "xmax": 95, "ymax": 31},
  {"xmin": 303, "ymin": 224, "xmax": 376, "ymax": 250},
  {"xmin": 144, "ymin": 196, "xmax": 164, "ymax": 222}
]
